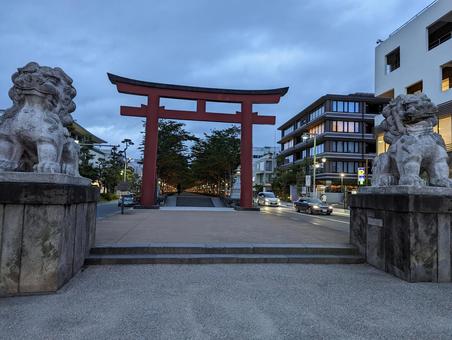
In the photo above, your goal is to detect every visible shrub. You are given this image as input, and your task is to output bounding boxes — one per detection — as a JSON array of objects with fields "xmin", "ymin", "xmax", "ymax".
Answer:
[{"xmin": 100, "ymin": 192, "xmax": 119, "ymax": 201}]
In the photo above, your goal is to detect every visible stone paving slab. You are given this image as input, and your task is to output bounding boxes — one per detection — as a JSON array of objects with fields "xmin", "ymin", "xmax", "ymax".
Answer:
[
  {"xmin": 95, "ymin": 209, "xmax": 349, "ymax": 244},
  {"xmin": 1, "ymin": 264, "xmax": 452, "ymax": 339}
]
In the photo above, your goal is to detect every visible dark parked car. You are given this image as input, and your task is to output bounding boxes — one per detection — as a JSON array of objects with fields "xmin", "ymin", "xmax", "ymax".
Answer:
[
  {"xmin": 118, "ymin": 194, "xmax": 135, "ymax": 207},
  {"xmin": 294, "ymin": 197, "xmax": 333, "ymax": 215}
]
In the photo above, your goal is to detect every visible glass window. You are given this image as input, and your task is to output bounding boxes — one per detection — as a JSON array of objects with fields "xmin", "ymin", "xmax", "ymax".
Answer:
[
  {"xmin": 332, "ymin": 101, "xmax": 337, "ymax": 112},
  {"xmin": 338, "ymin": 101, "xmax": 344, "ymax": 112},
  {"xmin": 442, "ymin": 63, "xmax": 452, "ymax": 92},
  {"xmin": 377, "ymin": 133, "xmax": 388, "ymax": 154},
  {"xmin": 428, "ymin": 12, "xmax": 452, "ymax": 50},
  {"xmin": 337, "ymin": 121, "xmax": 343, "ymax": 132},
  {"xmin": 386, "ymin": 47, "xmax": 400, "ymax": 73},
  {"xmin": 438, "ymin": 116, "xmax": 452, "ymax": 146}
]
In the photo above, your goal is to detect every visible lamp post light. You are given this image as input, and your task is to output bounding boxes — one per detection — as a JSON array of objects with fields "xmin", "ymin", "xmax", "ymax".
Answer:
[
  {"xmin": 340, "ymin": 173, "xmax": 345, "ymax": 209},
  {"xmin": 302, "ymin": 133, "xmax": 326, "ymax": 197}
]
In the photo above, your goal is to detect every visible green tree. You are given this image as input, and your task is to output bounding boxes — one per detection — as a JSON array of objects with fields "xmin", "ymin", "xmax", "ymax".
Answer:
[
  {"xmin": 78, "ymin": 145, "xmax": 98, "ymax": 180},
  {"xmin": 140, "ymin": 120, "xmax": 197, "ymax": 192},
  {"xmin": 271, "ymin": 157, "xmax": 309, "ymax": 199},
  {"xmin": 98, "ymin": 146, "xmax": 124, "ymax": 193},
  {"xmin": 191, "ymin": 126, "xmax": 241, "ymax": 195}
]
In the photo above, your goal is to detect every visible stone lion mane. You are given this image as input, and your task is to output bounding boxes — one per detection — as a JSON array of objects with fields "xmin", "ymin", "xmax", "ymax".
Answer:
[
  {"xmin": 2, "ymin": 62, "xmax": 76, "ymax": 126},
  {"xmin": 373, "ymin": 94, "xmax": 452, "ymax": 187},
  {"xmin": 0, "ymin": 62, "xmax": 81, "ymax": 176}
]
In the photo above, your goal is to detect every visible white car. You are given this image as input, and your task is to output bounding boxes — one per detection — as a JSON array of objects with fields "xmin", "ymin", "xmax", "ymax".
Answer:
[{"xmin": 256, "ymin": 192, "xmax": 281, "ymax": 207}]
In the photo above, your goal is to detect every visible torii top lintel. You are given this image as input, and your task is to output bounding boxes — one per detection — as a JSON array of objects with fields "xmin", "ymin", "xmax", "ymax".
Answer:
[{"xmin": 108, "ymin": 73, "xmax": 288, "ymax": 125}]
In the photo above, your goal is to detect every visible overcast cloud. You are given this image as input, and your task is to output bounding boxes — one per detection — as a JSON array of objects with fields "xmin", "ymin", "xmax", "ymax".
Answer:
[{"xmin": 0, "ymin": 0, "xmax": 433, "ymax": 158}]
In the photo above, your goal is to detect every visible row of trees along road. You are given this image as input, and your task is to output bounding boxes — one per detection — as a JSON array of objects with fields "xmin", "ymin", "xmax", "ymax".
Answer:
[
  {"xmin": 140, "ymin": 120, "xmax": 241, "ymax": 195},
  {"xmin": 79, "ymin": 145, "xmax": 140, "ymax": 196},
  {"xmin": 271, "ymin": 156, "xmax": 309, "ymax": 201}
]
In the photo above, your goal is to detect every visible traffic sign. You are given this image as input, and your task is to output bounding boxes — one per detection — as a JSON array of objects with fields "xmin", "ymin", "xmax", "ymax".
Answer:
[{"xmin": 358, "ymin": 167, "xmax": 365, "ymax": 185}]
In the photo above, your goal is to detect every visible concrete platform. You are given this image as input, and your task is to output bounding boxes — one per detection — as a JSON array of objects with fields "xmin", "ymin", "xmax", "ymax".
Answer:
[{"xmin": 95, "ymin": 209, "xmax": 349, "ymax": 244}]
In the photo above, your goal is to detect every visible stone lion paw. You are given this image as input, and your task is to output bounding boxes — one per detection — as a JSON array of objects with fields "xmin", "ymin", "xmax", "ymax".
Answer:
[
  {"xmin": 62, "ymin": 164, "xmax": 77, "ymax": 176},
  {"xmin": 374, "ymin": 175, "xmax": 396, "ymax": 186},
  {"xmin": 399, "ymin": 175, "xmax": 424, "ymax": 186},
  {"xmin": 34, "ymin": 161, "xmax": 61, "ymax": 174},
  {"xmin": 430, "ymin": 178, "xmax": 452, "ymax": 188},
  {"xmin": 0, "ymin": 159, "xmax": 19, "ymax": 171}
]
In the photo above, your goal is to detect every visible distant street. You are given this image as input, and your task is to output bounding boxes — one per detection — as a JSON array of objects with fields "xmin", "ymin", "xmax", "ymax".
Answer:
[
  {"xmin": 96, "ymin": 201, "xmax": 121, "ymax": 219},
  {"xmin": 96, "ymin": 196, "xmax": 350, "ymax": 241},
  {"xmin": 259, "ymin": 203, "xmax": 350, "ymax": 238}
]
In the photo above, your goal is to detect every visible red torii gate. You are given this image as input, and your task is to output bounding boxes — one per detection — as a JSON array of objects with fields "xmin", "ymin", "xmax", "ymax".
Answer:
[{"xmin": 108, "ymin": 73, "xmax": 288, "ymax": 209}]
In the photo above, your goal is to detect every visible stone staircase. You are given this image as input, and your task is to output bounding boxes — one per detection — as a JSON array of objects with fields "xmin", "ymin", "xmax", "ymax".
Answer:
[{"xmin": 85, "ymin": 243, "xmax": 364, "ymax": 265}]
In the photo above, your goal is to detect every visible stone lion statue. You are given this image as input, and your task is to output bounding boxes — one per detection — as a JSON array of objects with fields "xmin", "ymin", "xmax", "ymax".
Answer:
[
  {"xmin": 0, "ymin": 62, "xmax": 81, "ymax": 176},
  {"xmin": 372, "ymin": 93, "xmax": 452, "ymax": 187}
]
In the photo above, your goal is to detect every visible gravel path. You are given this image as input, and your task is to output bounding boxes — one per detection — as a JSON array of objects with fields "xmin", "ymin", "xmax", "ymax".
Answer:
[{"xmin": 1, "ymin": 264, "xmax": 452, "ymax": 339}]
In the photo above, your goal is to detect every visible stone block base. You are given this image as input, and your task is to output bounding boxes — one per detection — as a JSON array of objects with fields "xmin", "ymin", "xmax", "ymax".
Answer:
[
  {"xmin": 0, "ymin": 182, "xmax": 99, "ymax": 297},
  {"xmin": 350, "ymin": 187, "xmax": 452, "ymax": 282}
]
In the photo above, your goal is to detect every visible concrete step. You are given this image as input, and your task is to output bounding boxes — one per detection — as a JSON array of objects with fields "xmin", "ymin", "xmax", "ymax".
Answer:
[
  {"xmin": 85, "ymin": 253, "xmax": 364, "ymax": 265},
  {"xmin": 91, "ymin": 243, "xmax": 359, "ymax": 256}
]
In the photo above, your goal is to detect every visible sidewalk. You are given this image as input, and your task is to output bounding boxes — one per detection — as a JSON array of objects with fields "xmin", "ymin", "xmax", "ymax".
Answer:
[{"xmin": 95, "ymin": 209, "xmax": 349, "ymax": 244}]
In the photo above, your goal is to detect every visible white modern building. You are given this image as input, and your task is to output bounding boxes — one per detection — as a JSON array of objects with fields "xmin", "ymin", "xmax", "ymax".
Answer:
[
  {"xmin": 252, "ymin": 146, "xmax": 278, "ymax": 191},
  {"xmin": 375, "ymin": 0, "xmax": 452, "ymax": 153},
  {"xmin": 252, "ymin": 146, "xmax": 278, "ymax": 159},
  {"xmin": 375, "ymin": 0, "xmax": 451, "ymax": 103},
  {"xmin": 253, "ymin": 152, "xmax": 278, "ymax": 191}
]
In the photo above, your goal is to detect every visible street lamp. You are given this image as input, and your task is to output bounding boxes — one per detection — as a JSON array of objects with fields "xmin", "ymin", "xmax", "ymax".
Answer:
[
  {"xmin": 340, "ymin": 173, "xmax": 345, "ymax": 209},
  {"xmin": 302, "ymin": 133, "xmax": 326, "ymax": 197}
]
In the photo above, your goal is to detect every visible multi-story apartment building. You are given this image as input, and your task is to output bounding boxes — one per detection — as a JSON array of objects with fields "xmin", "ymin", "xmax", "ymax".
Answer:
[
  {"xmin": 278, "ymin": 94, "xmax": 389, "ymax": 193},
  {"xmin": 252, "ymin": 146, "xmax": 278, "ymax": 159},
  {"xmin": 253, "ymin": 151, "xmax": 277, "ymax": 191},
  {"xmin": 375, "ymin": 0, "xmax": 452, "ymax": 154}
]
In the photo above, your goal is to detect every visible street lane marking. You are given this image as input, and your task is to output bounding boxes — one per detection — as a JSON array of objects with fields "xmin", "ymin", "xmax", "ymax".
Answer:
[{"xmin": 261, "ymin": 208, "xmax": 349, "ymax": 225}]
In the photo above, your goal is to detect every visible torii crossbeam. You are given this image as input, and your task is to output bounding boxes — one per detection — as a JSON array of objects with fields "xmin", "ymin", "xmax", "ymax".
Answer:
[{"xmin": 108, "ymin": 73, "xmax": 288, "ymax": 209}]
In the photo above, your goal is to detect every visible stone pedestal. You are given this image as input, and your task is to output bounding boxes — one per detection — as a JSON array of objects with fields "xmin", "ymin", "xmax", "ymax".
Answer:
[
  {"xmin": 0, "ymin": 181, "xmax": 99, "ymax": 297},
  {"xmin": 350, "ymin": 186, "xmax": 452, "ymax": 282}
]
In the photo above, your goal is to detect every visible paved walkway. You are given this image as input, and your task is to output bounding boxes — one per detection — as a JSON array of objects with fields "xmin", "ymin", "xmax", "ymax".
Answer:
[
  {"xmin": 2, "ymin": 264, "xmax": 451, "ymax": 339},
  {"xmin": 165, "ymin": 193, "xmax": 226, "ymax": 208},
  {"xmin": 95, "ymin": 209, "xmax": 349, "ymax": 244}
]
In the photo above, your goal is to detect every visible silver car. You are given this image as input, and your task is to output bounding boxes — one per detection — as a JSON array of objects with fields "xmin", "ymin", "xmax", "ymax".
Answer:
[{"xmin": 257, "ymin": 192, "xmax": 281, "ymax": 207}]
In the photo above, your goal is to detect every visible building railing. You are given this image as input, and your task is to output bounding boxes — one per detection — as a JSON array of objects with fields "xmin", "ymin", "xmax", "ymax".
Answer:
[
  {"xmin": 429, "ymin": 31, "xmax": 451, "ymax": 50},
  {"xmin": 388, "ymin": 0, "xmax": 438, "ymax": 39}
]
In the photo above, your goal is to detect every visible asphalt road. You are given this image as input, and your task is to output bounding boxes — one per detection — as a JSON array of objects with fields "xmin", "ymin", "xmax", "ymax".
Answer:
[
  {"xmin": 259, "ymin": 204, "xmax": 350, "ymax": 236},
  {"xmin": 96, "ymin": 200, "xmax": 121, "ymax": 219}
]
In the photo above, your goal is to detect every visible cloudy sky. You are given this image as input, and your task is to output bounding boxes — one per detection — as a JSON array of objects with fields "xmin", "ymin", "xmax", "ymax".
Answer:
[{"xmin": 0, "ymin": 0, "xmax": 432, "ymax": 158}]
